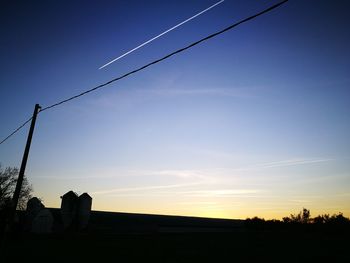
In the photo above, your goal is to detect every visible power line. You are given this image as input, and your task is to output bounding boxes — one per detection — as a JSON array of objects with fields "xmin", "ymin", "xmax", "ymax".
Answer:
[
  {"xmin": 40, "ymin": 0, "xmax": 288, "ymax": 112},
  {"xmin": 0, "ymin": 0, "xmax": 288, "ymax": 145},
  {"xmin": 99, "ymin": 0, "xmax": 225, "ymax": 69},
  {"xmin": 0, "ymin": 117, "xmax": 33, "ymax": 145}
]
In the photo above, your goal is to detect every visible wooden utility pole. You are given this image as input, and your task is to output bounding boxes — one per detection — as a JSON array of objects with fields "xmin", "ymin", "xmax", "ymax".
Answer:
[{"xmin": 9, "ymin": 103, "xmax": 41, "ymax": 228}]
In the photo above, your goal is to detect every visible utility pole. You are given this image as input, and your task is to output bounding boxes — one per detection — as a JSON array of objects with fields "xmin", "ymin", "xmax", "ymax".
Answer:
[{"xmin": 8, "ymin": 103, "xmax": 41, "ymax": 229}]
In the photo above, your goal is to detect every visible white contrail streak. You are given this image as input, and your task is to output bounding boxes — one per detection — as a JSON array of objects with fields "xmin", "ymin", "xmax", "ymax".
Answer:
[{"xmin": 99, "ymin": 0, "xmax": 224, "ymax": 69}]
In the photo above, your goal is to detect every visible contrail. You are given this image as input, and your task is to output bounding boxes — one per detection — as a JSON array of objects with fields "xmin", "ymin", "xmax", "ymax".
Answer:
[{"xmin": 99, "ymin": 0, "xmax": 224, "ymax": 69}]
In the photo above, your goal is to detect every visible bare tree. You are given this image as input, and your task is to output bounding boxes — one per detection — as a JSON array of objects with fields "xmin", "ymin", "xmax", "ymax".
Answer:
[
  {"xmin": 283, "ymin": 208, "xmax": 311, "ymax": 224},
  {"xmin": 0, "ymin": 164, "xmax": 33, "ymax": 211}
]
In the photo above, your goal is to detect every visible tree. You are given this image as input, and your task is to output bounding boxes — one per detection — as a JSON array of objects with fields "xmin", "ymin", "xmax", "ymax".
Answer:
[
  {"xmin": 284, "ymin": 208, "xmax": 311, "ymax": 224},
  {"xmin": 328, "ymin": 212, "xmax": 350, "ymax": 225},
  {"xmin": 313, "ymin": 214, "xmax": 329, "ymax": 224},
  {"xmin": 0, "ymin": 164, "xmax": 33, "ymax": 211}
]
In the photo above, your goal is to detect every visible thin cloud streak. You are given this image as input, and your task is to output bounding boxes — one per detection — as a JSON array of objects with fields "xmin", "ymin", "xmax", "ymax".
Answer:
[
  {"xmin": 258, "ymin": 158, "xmax": 333, "ymax": 169},
  {"xmin": 178, "ymin": 189, "xmax": 261, "ymax": 197},
  {"xmin": 149, "ymin": 87, "xmax": 251, "ymax": 98},
  {"xmin": 229, "ymin": 158, "xmax": 333, "ymax": 172},
  {"xmin": 92, "ymin": 182, "xmax": 203, "ymax": 195},
  {"xmin": 149, "ymin": 169, "xmax": 217, "ymax": 183},
  {"xmin": 32, "ymin": 174, "xmax": 119, "ymax": 180},
  {"xmin": 32, "ymin": 168, "xmax": 218, "ymax": 183},
  {"xmin": 99, "ymin": 0, "xmax": 224, "ymax": 69}
]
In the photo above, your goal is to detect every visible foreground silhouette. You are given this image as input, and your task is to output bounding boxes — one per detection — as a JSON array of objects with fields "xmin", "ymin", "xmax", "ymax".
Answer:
[
  {"xmin": 246, "ymin": 208, "xmax": 350, "ymax": 230},
  {"xmin": 1, "ymin": 208, "xmax": 349, "ymax": 262}
]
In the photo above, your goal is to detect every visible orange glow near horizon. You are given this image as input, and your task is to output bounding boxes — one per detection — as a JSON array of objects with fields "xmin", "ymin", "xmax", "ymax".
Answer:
[{"xmin": 41, "ymin": 189, "xmax": 350, "ymax": 220}]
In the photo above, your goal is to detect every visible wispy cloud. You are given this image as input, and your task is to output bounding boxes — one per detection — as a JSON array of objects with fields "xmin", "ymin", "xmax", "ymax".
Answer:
[
  {"xmin": 32, "ymin": 174, "xmax": 119, "ymax": 180},
  {"xmin": 288, "ymin": 199, "xmax": 312, "ymax": 204},
  {"xmin": 147, "ymin": 169, "xmax": 217, "ymax": 182},
  {"xmin": 148, "ymin": 87, "xmax": 251, "ymax": 98},
  {"xmin": 85, "ymin": 85, "xmax": 253, "ymax": 112},
  {"xmin": 178, "ymin": 189, "xmax": 261, "ymax": 197},
  {"xmin": 32, "ymin": 158, "xmax": 333, "ymax": 184},
  {"xmin": 91, "ymin": 168, "xmax": 219, "ymax": 196},
  {"xmin": 229, "ymin": 158, "xmax": 333, "ymax": 172},
  {"xmin": 177, "ymin": 201, "xmax": 218, "ymax": 206},
  {"xmin": 92, "ymin": 182, "xmax": 202, "ymax": 195},
  {"xmin": 257, "ymin": 158, "xmax": 333, "ymax": 169},
  {"xmin": 33, "ymin": 168, "xmax": 218, "ymax": 190}
]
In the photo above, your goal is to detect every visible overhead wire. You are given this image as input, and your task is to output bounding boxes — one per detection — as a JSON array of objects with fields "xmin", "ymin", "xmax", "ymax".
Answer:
[
  {"xmin": 99, "ymin": 0, "xmax": 225, "ymax": 69},
  {"xmin": 40, "ymin": 0, "xmax": 288, "ymax": 112},
  {"xmin": 0, "ymin": 117, "xmax": 33, "ymax": 145},
  {"xmin": 0, "ymin": 0, "xmax": 288, "ymax": 145}
]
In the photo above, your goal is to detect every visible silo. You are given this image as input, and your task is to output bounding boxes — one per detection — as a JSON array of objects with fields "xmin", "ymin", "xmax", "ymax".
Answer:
[
  {"xmin": 78, "ymin": 193, "xmax": 92, "ymax": 229},
  {"xmin": 60, "ymin": 191, "xmax": 78, "ymax": 229},
  {"xmin": 25, "ymin": 197, "xmax": 44, "ymax": 231}
]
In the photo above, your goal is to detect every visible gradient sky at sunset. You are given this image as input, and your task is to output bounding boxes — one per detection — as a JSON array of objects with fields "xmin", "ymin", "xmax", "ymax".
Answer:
[{"xmin": 1, "ymin": 0, "xmax": 349, "ymax": 219}]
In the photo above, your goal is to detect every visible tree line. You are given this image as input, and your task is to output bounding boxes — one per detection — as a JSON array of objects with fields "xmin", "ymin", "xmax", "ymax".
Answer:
[{"xmin": 246, "ymin": 208, "xmax": 350, "ymax": 232}]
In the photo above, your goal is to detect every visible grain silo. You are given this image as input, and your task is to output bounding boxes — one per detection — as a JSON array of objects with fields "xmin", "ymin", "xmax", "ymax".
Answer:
[
  {"xmin": 25, "ymin": 197, "xmax": 44, "ymax": 231},
  {"xmin": 78, "ymin": 193, "xmax": 92, "ymax": 229},
  {"xmin": 60, "ymin": 191, "xmax": 78, "ymax": 229}
]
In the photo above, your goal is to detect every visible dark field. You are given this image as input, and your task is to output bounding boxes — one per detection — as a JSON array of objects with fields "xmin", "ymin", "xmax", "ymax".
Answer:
[
  {"xmin": 3, "ymin": 229, "xmax": 349, "ymax": 262},
  {"xmin": 2, "ymin": 210, "xmax": 349, "ymax": 262}
]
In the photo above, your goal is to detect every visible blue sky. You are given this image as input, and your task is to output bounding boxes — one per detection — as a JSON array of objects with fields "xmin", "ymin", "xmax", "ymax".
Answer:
[{"xmin": 0, "ymin": 0, "xmax": 349, "ymax": 219}]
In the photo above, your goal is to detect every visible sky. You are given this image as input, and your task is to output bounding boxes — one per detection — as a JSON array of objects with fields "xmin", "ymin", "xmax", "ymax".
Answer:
[{"xmin": 0, "ymin": 0, "xmax": 349, "ymax": 220}]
